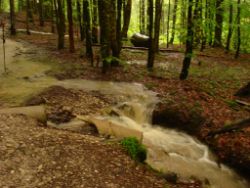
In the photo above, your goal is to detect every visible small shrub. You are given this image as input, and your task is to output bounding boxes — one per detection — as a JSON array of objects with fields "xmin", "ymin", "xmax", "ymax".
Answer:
[{"xmin": 120, "ymin": 137, "xmax": 147, "ymax": 162}]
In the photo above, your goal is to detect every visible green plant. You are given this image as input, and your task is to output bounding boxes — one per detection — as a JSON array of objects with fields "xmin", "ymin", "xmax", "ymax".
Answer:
[{"xmin": 120, "ymin": 137, "xmax": 147, "ymax": 162}]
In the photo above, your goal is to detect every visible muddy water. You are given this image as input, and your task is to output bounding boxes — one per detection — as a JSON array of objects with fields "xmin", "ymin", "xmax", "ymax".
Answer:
[
  {"xmin": 57, "ymin": 79, "xmax": 249, "ymax": 188},
  {"xmin": 0, "ymin": 38, "xmax": 57, "ymax": 106},
  {"xmin": 0, "ymin": 39, "xmax": 249, "ymax": 188}
]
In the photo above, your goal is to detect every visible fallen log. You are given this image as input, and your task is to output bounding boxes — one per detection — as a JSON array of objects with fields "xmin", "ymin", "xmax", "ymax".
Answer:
[
  {"xmin": 0, "ymin": 106, "xmax": 46, "ymax": 123},
  {"xmin": 207, "ymin": 118, "xmax": 250, "ymax": 137}
]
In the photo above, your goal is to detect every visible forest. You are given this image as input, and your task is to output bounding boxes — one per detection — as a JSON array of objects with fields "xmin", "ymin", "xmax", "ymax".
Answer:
[{"xmin": 0, "ymin": 0, "xmax": 250, "ymax": 188}]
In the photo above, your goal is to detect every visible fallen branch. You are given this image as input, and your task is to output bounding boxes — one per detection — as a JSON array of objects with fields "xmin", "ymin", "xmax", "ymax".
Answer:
[{"xmin": 207, "ymin": 118, "xmax": 250, "ymax": 137}]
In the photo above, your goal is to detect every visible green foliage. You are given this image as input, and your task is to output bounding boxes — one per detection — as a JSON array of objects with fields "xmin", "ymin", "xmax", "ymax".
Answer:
[{"xmin": 120, "ymin": 137, "xmax": 147, "ymax": 162}]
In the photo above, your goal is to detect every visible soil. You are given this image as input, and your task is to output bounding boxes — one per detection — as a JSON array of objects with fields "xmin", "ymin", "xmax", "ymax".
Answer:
[{"xmin": 0, "ymin": 114, "xmax": 167, "ymax": 188}]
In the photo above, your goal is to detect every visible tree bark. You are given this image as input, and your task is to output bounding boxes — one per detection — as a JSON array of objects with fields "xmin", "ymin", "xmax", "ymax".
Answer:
[
  {"xmin": 140, "ymin": 0, "xmax": 146, "ymax": 34},
  {"xmin": 180, "ymin": 0, "xmax": 194, "ymax": 80},
  {"xmin": 38, "ymin": 0, "xmax": 45, "ymax": 26},
  {"xmin": 147, "ymin": 0, "xmax": 154, "ymax": 70},
  {"xmin": 66, "ymin": 0, "xmax": 75, "ymax": 53},
  {"xmin": 226, "ymin": 3, "xmax": 233, "ymax": 52},
  {"xmin": 77, "ymin": 0, "xmax": 84, "ymax": 41},
  {"xmin": 116, "ymin": 0, "xmax": 123, "ymax": 55},
  {"xmin": 122, "ymin": 0, "xmax": 132, "ymax": 38},
  {"xmin": 169, "ymin": 0, "xmax": 178, "ymax": 44},
  {"xmin": 83, "ymin": 0, "xmax": 93, "ymax": 64},
  {"xmin": 98, "ymin": 0, "xmax": 111, "ymax": 73},
  {"xmin": 9, "ymin": 0, "xmax": 16, "ymax": 35},
  {"xmin": 166, "ymin": 0, "xmax": 171, "ymax": 48},
  {"xmin": 55, "ymin": 0, "xmax": 65, "ymax": 49},
  {"xmin": 26, "ymin": 0, "xmax": 31, "ymax": 35},
  {"xmin": 154, "ymin": 0, "xmax": 163, "ymax": 52},
  {"xmin": 235, "ymin": 0, "xmax": 241, "ymax": 59},
  {"xmin": 213, "ymin": 0, "xmax": 224, "ymax": 47}
]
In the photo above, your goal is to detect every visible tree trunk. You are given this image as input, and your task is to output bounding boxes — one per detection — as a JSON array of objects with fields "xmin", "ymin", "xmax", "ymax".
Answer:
[
  {"xmin": 154, "ymin": 0, "xmax": 163, "ymax": 52},
  {"xmin": 169, "ymin": 0, "xmax": 178, "ymax": 44},
  {"xmin": 140, "ymin": 0, "xmax": 146, "ymax": 34},
  {"xmin": 122, "ymin": 0, "xmax": 132, "ymax": 39},
  {"xmin": 77, "ymin": 0, "xmax": 84, "ymax": 41},
  {"xmin": 213, "ymin": 0, "xmax": 224, "ymax": 47},
  {"xmin": 98, "ymin": 0, "xmax": 111, "ymax": 73},
  {"xmin": 166, "ymin": 0, "xmax": 171, "ymax": 48},
  {"xmin": 55, "ymin": 0, "xmax": 65, "ymax": 49},
  {"xmin": 235, "ymin": 0, "xmax": 241, "ymax": 59},
  {"xmin": 92, "ymin": 0, "xmax": 98, "ymax": 43},
  {"xmin": 66, "ymin": 0, "xmax": 75, "ymax": 53},
  {"xmin": 83, "ymin": 0, "xmax": 93, "ymax": 64},
  {"xmin": 180, "ymin": 0, "xmax": 194, "ymax": 80},
  {"xmin": 116, "ymin": 0, "xmax": 123, "ymax": 55},
  {"xmin": 39, "ymin": 0, "xmax": 45, "ymax": 26},
  {"xmin": 9, "ymin": 0, "xmax": 16, "ymax": 35},
  {"xmin": 226, "ymin": 3, "xmax": 233, "ymax": 52},
  {"xmin": 147, "ymin": 0, "xmax": 154, "ymax": 70},
  {"xmin": 26, "ymin": 0, "xmax": 31, "ymax": 35}
]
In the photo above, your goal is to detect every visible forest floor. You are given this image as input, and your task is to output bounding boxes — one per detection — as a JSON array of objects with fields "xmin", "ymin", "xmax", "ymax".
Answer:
[
  {"xmin": 0, "ymin": 13, "xmax": 250, "ymax": 187},
  {"xmin": 12, "ymin": 29, "xmax": 250, "ymax": 176}
]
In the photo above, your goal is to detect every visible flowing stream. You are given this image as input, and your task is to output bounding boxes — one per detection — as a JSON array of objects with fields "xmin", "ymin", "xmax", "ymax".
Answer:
[
  {"xmin": 0, "ymin": 38, "xmax": 249, "ymax": 188},
  {"xmin": 57, "ymin": 80, "xmax": 249, "ymax": 188}
]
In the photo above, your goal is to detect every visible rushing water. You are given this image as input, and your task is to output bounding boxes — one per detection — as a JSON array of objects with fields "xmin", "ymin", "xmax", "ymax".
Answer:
[
  {"xmin": 57, "ymin": 79, "xmax": 249, "ymax": 188},
  {"xmin": 0, "ymin": 38, "xmax": 249, "ymax": 188}
]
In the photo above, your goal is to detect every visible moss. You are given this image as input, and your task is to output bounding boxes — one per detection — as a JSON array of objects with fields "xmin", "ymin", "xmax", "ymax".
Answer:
[{"xmin": 120, "ymin": 137, "xmax": 147, "ymax": 163}]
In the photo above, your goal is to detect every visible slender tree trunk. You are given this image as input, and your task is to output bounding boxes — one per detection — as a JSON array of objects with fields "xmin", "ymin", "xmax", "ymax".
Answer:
[
  {"xmin": 77, "ymin": 0, "xmax": 84, "ymax": 41},
  {"xmin": 147, "ymin": 0, "xmax": 154, "ymax": 70},
  {"xmin": 140, "ymin": 0, "xmax": 146, "ymax": 34},
  {"xmin": 122, "ymin": 0, "xmax": 132, "ymax": 38},
  {"xmin": 235, "ymin": 0, "xmax": 241, "ymax": 58},
  {"xmin": 226, "ymin": 3, "xmax": 233, "ymax": 52},
  {"xmin": 50, "ymin": 0, "xmax": 55, "ymax": 33},
  {"xmin": 92, "ymin": 0, "xmax": 98, "ymax": 43},
  {"xmin": 208, "ymin": 0, "xmax": 214, "ymax": 46},
  {"xmin": 169, "ymin": 0, "xmax": 178, "ymax": 44},
  {"xmin": 166, "ymin": 0, "xmax": 171, "ymax": 48},
  {"xmin": 180, "ymin": 0, "xmax": 194, "ymax": 80},
  {"xmin": 98, "ymin": 0, "xmax": 111, "ymax": 73},
  {"xmin": 201, "ymin": 0, "xmax": 208, "ymax": 51},
  {"xmin": 193, "ymin": 0, "xmax": 202, "ymax": 47},
  {"xmin": 116, "ymin": 0, "xmax": 123, "ymax": 54},
  {"xmin": 214, "ymin": 0, "xmax": 224, "ymax": 47},
  {"xmin": 26, "ymin": 0, "xmax": 31, "ymax": 35},
  {"xmin": 9, "ymin": 0, "xmax": 16, "ymax": 35},
  {"xmin": 66, "ymin": 0, "xmax": 75, "ymax": 53},
  {"xmin": 55, "ymin": 0, "xmax": 65, "ymax": 49},
  {"xmin": 83, "ymin": 0, "xmax": 93, "ymax": 64},
  {"xmin": 154, "ymin": 0, "xmax": 163, "ymax": 52},
  {"xmin": 39, "ymin": 0, "xmax": 45, "ymax": 26}
]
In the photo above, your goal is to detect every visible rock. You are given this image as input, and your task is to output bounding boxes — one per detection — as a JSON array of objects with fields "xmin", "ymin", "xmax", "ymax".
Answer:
[{"xmin": 130, "ymin": 33, "xmax": 150, "ymax": 48}]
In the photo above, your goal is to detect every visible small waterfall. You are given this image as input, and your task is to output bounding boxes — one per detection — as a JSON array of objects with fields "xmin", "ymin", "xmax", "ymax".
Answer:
[{"xmin": 58, "ymin": 79, "xmax": 249, "ymax": 188}]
